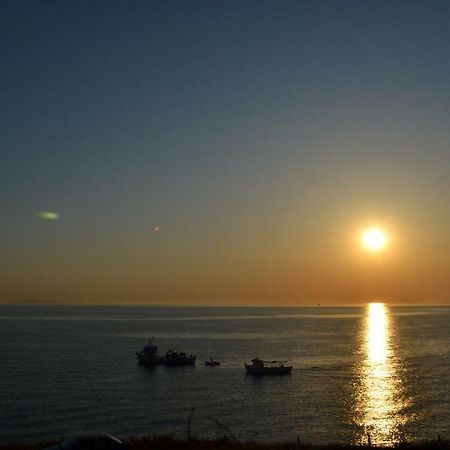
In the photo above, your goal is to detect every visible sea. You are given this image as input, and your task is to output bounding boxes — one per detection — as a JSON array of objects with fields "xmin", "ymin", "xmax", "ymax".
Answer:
[{"xmin": 1, "ymin": 304, "xmax": 450, "ymax": 445}]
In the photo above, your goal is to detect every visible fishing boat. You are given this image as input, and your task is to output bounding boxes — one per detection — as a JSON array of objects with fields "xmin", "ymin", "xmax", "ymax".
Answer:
[
  {"xmin": 136, "ymin": 339, "xmax": 196, "ymax": 367},
  {"xmin": 136, "ymin": 339, "xmax": 163, "ymax": 366},
  {"xmin": 163, "ymin": 349, "xmax": 196, "ymax": 366},
  {"xmin": 245, "ymin": 358, "xmax": 292, "ymax": 375}
]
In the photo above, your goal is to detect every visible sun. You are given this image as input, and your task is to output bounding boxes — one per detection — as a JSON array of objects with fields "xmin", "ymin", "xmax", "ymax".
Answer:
[{"xmin": 361, "ymin": 227, "xmax": 389, "ymax": 252}]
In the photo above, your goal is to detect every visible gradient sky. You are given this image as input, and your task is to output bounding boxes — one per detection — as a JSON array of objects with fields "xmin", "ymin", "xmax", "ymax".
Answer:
[{"xmin": 1, "ymin": 0, "xmax": 450, "ymax": 305}]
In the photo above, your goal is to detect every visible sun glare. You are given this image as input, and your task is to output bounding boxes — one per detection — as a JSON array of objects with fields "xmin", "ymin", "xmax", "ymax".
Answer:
[
  {"xmin": 353, "ymin": 302, "xmax": 405, "ymax": 445},
  {"xmin": 361, "ymin": 227, "xmax": 389, "ymax": 252}
]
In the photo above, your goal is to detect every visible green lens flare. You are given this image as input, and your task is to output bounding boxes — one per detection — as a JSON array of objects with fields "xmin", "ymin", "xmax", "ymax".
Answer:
[{"xmin": 39, "ymin": 211, "xmax": 59, "ymax": 220}]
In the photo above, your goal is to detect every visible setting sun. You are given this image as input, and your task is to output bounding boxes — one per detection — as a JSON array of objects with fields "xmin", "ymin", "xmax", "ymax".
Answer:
[{"xmin": 361, "ymin": 227, "xmax": 389, "ymax": 252}]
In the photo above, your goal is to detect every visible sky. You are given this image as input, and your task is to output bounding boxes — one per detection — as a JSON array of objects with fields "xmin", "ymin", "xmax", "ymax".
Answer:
[{"xmin": 1, "ymin": 0, "xmax": 450, "ymax": 305}]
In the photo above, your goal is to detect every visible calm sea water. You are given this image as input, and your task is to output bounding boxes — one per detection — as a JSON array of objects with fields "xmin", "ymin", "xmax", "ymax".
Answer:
[{"xmin": 1, "ymin": 304, "xmax": 449, "ymax": 445}]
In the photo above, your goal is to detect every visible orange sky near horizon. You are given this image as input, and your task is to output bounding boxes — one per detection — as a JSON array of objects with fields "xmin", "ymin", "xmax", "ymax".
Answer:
[{"xmin": 2, "ymin": 209, "xmax": 450, "ymax": 305}]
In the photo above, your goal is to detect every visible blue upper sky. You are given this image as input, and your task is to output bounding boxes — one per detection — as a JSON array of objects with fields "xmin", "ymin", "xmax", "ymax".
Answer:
[{"xmin": 1, "ymin": 1, "xmax": 450, "ymax": 304}]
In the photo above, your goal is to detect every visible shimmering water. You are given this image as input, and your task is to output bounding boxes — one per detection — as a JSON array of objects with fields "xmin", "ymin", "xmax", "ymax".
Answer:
[{"xmin": 1, "ymin": 304, "xmax": 449, "ymax": 444}]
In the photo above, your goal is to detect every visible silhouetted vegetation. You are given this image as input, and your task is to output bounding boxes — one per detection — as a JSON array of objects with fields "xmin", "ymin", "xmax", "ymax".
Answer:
[{"xmin": 1, "ymin": 435, "xmax": 449, "ymax": 450}]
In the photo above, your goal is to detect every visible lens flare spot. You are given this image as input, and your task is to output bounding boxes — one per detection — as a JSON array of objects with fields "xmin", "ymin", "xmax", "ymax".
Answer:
[{"xmin": 38, "ymin": 211, "xmax": 59, "ymax": 220}]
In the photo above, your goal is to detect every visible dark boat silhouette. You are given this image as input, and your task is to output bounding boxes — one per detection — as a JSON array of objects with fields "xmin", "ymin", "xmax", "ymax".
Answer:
[
  {"xmin": 136, "ymin": 339, "xmax": 163, "ymax": 366},
  {"xmin": 205, "ymin": 357, "xmax": 221, "ymax": 366},
  {"xmin": 136, "ymin": 339, "xmax": 196, "ymax": 366},
  {"xmin": 245, "ymin": 358, "xmax": 292, "ymax": 375},
  {"xmin": 163, "ymin": 348, "xmax": 196, "ymax": 366}
]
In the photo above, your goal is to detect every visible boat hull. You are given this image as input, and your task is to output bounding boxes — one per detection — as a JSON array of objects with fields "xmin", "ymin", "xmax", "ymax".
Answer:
[
  {"xmin": 164, "ymin": 356, "xmax": 196, "ymax": 366},
  {"xmin": 137, "ymin": 352, "xmax": 196, "ymax": 366},
  {"xmin": 245, "ymin": 363, "xmax": 292, "ymax": 375},
  {"xmin": 205, "ymin": 361, "xmax": 221, "ymax": 366},
  {"xmin": 136, "ymin": 352, "xmax": 164, "ymax": 366}
]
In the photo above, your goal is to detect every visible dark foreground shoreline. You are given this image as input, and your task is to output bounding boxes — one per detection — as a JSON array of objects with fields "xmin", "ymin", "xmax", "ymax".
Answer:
[{"xmin": 1, "ymin": 436, "xmax": 449, "ymax": 450}]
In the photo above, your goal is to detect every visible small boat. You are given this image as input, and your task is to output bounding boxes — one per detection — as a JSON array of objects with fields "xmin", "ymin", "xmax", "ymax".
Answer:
[
  {"xmin": 163, "ymin": 349, "xmax": 196, "ymax": 366},
  {"xmin": 245, "ymin": 358, "xmax": 292, "ymax": 375},
  {"xmin": 205, "ymin": 358, "xmax": 221, "ymax": 366}
]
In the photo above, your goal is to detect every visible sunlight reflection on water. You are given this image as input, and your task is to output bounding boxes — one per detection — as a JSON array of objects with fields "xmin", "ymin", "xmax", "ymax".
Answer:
[{"xmin": 353, "ymin": 303, "xmax": 410, "ymax": 445}]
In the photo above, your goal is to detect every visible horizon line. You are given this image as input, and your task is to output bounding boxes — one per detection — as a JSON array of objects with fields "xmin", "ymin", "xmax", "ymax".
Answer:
[{"xmin": 1, "ymin": 302, "xmax": 449, "ymax": 308}]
